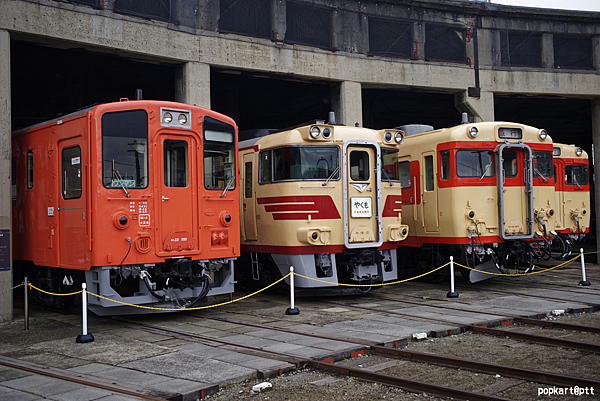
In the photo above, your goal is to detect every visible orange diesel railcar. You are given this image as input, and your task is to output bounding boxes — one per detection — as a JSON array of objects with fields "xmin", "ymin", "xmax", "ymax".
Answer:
[
  {"xmin": 12, "ymin": 100, "xmax": 240, "ymax": 315},
  {"xmin": 552, "ymin": 143, "xmax": 591, "ymax": 256}
]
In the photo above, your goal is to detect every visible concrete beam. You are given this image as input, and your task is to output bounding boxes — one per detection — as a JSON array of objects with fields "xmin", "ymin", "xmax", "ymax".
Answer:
[
  {"xmin": 0, "ymin": 29, "xmax": 12, "ymax": 322},
  {"xmin": 175, "ymin": 62, "xmax": 211, "ymax": 109},
  {"xmin": 592, "ymin": 98, "xmax": 600, "ymax": 259}
]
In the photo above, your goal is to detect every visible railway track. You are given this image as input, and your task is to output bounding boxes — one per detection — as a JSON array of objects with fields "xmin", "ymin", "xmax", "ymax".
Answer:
[{"xmin": 112, "ymin": 305, "xmax": 600, "ymax": 400}]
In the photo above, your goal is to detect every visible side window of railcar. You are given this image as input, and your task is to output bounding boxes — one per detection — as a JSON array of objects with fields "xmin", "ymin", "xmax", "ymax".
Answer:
[
  {"xmin": 245, "ymin": 162, "xmax": 252, "ymax": 198},
  {"xmin": 273, "ymin": 146, "xmax": 338, "ymax": 181},
  {"xmin": 12, "ymin": 157, "xmax": 16, "ymax": 206},
  {"xmin": 456, "ymin": 150, "xmax": 494, "ymax": 178},
  {"xmin": 259, "ymin": 151, "xmax": 272, "ymax": 184},
  {"xmin": 204, "ymin": 117, "xmax": 236, "ymax": 190},
  {"xmin": 102, "ymin": 109, "xmax": 149, "ymax": 189},
  {"xmin": 424, "ymin": 155, "xmax": 435, "ymax": 191},
  {"xmin": 398, "ymin": 161, "xmax": 411, "ymax": 188},
  {"xmin": 350, "ymin": 151, "xmax": 369, "ymax": 181},
  {"xmin": 164, "ymin": 140, "xmax": 188, "ymax": 187},
  {"xmin": 62, "ymin": 146, "xmax": 82, "ymax": 199},
  {"xmin": 533, "ymin": 152, "xmax": 553, "ymax": 179},
  {"xmin": 565, "ymin": 165, "xmax": 588, "ymax": 186},
  {"xmin": 502, "ymin": 151, "xmax": 518, "ymax": 178},
  {"xmin": 26, "ymin": 151, "xmax": 33, "ymax": 189},
  {"xmin": 440, "ymin": 150, "xmax": 450, "ymax": 180}
]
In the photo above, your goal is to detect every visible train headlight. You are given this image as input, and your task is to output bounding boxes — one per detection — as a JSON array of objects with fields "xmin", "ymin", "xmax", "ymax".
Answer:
[
  {"xmin": 178, "ymin": 113, "xmax": 188, "ymax": 125},
  {"xmin": 163, "ymin": 112, "xmax": 173, "ymax": 124},
  {"xmin": 310, "ymin": 126, "xmax": 321, "ymax": 139},
  {"xmin": 468, "ymin": 126, "xmax": 479, "ymax": 138},
  {"xmin": 322, "ymin": 127, "xmax": 332, "ymax": 139},
  {"xmin": 219, "ymin": 210, "xmax": 233, "ymax": 227},
  {"xmin": 538, "ymin": 129, "xmax": 548, "ymax": 141},
  {"xmin": 468, "ymin": 211, "xmax": 475, "ymax": 219},
  {"xmin": 384, "ymin": 132, "xmax": 393, "ymax": 143},
  {"xmin": 394, "ymin": 131, "xmax": 404, "ymax": 144},
  {"xmin": 575, "ymin": 147, "xmax": 583, "ymax": 156},
  {"xmin": 312, "ymin": 232, "xmax": 319, "ymax": 240},
  {"xmin": 547, "ymin": 209, "xmax": 554, "ymax": 217}
]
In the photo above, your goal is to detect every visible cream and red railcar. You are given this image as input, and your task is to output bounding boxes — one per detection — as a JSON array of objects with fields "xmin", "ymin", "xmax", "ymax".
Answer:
[
  {"xmin": 552, "ymin": 143, "xmax": 590, "ymax": 256},
  {"xmin": 12, "ymin": 100, "xmax": 239, "ymax": 314},
  {"xmin": 396, "ymin": 121, "xmax": 556, "ymax": 282},
  {"xmin": 238, "ymin": 121, "xmax": 409, "ymax": 295}
]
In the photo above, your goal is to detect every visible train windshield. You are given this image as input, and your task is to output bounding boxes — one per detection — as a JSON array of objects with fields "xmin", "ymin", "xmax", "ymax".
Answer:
[
  {"xmin": 203, "ymin": 117, "xmax": 236, "ymax": 191},
  {"xmin": 261, "ymin": 146, "xmax": 339, "ymax": 182},
  {"xmin": 456, "ymin": 150, "xmax": 494, "ymax": 178},
  {"xmin": 101, "ymin": 109, "xmax": 149, "ymax": 189},
  {"xmin": 381, "ymin": 148, "xmax": 400, "ymax": 181},
  {"xmin": 565, "ymin": 165, "xmax": 588, "ymax": 186},
  {"xmin": 533, "ymin": 151, "xmax": 553, "ymax": 180}
]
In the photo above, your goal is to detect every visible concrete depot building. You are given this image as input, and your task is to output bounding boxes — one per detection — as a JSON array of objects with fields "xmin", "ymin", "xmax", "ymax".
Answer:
[{"xmin": 0, "ymin": 0, "xmax": 599, "ymax": 320}]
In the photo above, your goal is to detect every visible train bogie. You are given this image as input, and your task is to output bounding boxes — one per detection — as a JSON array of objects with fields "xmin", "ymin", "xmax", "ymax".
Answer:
[
  {"xmin": 12, "ymin": 100, "xmax": 240, "ymax": 314},
  {"xmin": 238, "ymin": 121, "xmax": 408, "ymax": 294}
]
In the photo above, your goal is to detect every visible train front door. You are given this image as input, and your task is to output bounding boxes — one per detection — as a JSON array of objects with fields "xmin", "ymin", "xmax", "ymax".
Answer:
[
  {"xmin": 58, "ymin": 137, "xmax": 87, "ymax": 267},
  {"xmin": 157, "ymin": 135, "xmax": 199, "ymax": 253},
  {"xmin": 421, "ymin": 151, "xmax": 439, "ymax": 233},
  {"xmin": 242, "ymin": 153, "xmax": 257, "ymax": 241},
  {"xmin": 343, "ymin": 141, "xmax": 382, "ymax": 248},
  {"xmin": 496, "ymin": 144, "xmax": 534, "ymax": 240}
]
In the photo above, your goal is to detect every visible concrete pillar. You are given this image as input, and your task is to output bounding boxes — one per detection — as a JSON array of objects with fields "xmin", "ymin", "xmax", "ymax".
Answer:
[
  {"xmin": 592, "ymin": 99, "xmax": 600, "ymax": 258},
  {"xmin": 0, "ymin": 29, "xmax": 12, "ymax": 322},
  {"xmin": 272, "ymin": 0, "xmax": 286, "ymax": 42},
  {"xmin": 175, "ymin": 62, "xmax": 211, "ymax": 110},
  {"xmin": 412, "ymin": 22, "xmax": 425, "ymax": 61},
  {"xmin": 454, "ymin": 90, "xmax": 494, "ymax": 122},
  {"xmin": 541, "ymin": 33, "xmax": 554, "ymax": 69},
  {"xmin": 334, "ymin": 81, "xmax": 362, "ymax": 127},
  {"xmin": 492, "ymin": 30, "xmax": 501, "ymax": 68},
  {"xmin": 593, "ymin": 36, "xmax": 600, "ymax": 72}
]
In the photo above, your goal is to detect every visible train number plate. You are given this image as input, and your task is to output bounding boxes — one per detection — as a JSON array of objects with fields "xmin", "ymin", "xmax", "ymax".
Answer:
[{"xmin": 351, "ymin": 197, "xmax": 372, "ymax": 218}]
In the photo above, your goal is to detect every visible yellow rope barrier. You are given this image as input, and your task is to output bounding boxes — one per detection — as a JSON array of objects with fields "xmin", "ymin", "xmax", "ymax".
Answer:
[
  {"xmin": 457, "ymin": 254, "xmax": 580, "ymax": 277},
  {"xmin": 24, "ymin": 253, "xmax": 584, "ymax": 311}
]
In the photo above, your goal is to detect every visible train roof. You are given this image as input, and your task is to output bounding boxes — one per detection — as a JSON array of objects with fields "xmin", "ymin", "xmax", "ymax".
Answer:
[{"xmin": 553, "ymin": 143, "xmax": 588, "ymax": 159}]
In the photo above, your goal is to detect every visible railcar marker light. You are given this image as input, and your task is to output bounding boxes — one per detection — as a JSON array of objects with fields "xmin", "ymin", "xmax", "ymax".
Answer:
[
  {"xmin": 178, "ymin": 113, "xmax": 187, "ymax": 125},
  {"xmin": 394, "ymin": 131, "xmax": 404, "ymax": 144},
  {"xmin": 310, "ymin": 126, "xmax": 321, "ymax": 139},
  {"xmin": 384, "ymin": 132, "xmax": 393, "ymax": 143},
  {"xmin": 468, "ymin": 126, "xmax": 478, "ymax": 138},
  {"xmin": 575, "ymin": 147, "xmax": 583, "ymax": 156},
  {"xmin": 322, "ymin": 127, "xmax": 332, "ymax": 139},
  {"xmin": 163, "ymin": 112, "xmax": 173, "ymax": 123},
  {"xmin": 538, "ymin": 129, "xmax": 548, "ymax": 141}
]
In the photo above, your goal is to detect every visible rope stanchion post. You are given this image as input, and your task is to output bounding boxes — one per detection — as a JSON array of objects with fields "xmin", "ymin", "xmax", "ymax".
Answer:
[
  {"xmin": 24, "ymin": 277, "xmax": 29, "ymax": 331},
  {"xmin": 76, "ymin": 283, "xmax": 94, "ymax": 343},
  {"xmin": 446, "ymin": 256, "xmax": 459, "ymax": 298},
  {"xmin": 579, "ymin": 248, "xmax": 591, "ymax": 286},
  {"xmin": 285, "ymin": 266, "xmax": 299, "ymax": 315}
]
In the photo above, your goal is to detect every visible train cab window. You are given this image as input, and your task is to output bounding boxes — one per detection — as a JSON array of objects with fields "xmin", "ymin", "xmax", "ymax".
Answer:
[
  {"xmin": 533, "ymin": 152, "xmax": 553, "ymax": 180},
  {"xmin": 350, "ymin": 150, "xmax": 369, "ymax": 181},
  {"xmin": 381, "ymin": 148, "xmax": 400, "ymax": 181},
  {"xmin": 164, "ymin": 140, "xmax": 188, "ymax": 187},
  {"xmin": 502, "ymin": 150, "xmax": 518, "ymax": 178},
  {"xmin": 62, "ymin": 146, "xmax": 82, "ymax": 199},
  {"xmin": 204, "ymin": 117, "xmax": 236, "ymax": 191},
  {"xmin": 398, "ymin": 161, "xmax": 411, "ymax": 188},
  {"xmin": 565, "ymin": 165, "xmax": 588, "ymax": 186},
  {"xmin": 102, "ymin": 109, "xmax": 148, "ymax": 189},
  {"xmin": 259, "ymin": 151, "xmax": 272, "ymax": 183},
  {"xmin": 440, "ymin": 150, "xmax": 450, "ymax": 180},
  {"xmin": 456, "ymin": 150, "xmax": 494, "ymax": 178},
  {"xmin": 424, "ymin": 155, "xmax": 434, "ymax": 191},
  {"xmin": 245, "ymin": 162, "xmax": 252, "ymax": 198},
  {"xmin": 26, "ymin": 151, "xmax": 33, "ymax": 189},
  {"xmin": 553, "ymin": 165, "xmax": 557, "ymax": 185}
]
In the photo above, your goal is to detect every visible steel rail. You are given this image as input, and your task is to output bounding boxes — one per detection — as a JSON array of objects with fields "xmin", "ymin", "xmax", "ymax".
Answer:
[
  {"xmin": 0, "ymin": 355, "xmax": 183, "ymax": 401},
  {"xmin": 185, "ymin": 315, "xmax": 600, "ymax": 388}
]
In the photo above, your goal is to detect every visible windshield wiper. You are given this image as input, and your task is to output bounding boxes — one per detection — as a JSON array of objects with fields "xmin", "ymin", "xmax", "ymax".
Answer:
[
  {"xmin": 479, "ymin": 164, "xmax": 492, "ymax": 181},
  {"xmin": 112, "ymin": 160, "xmax": 131, "ymax": 197},
  {"xmin": 573, "ymin": 174, "xmax": 582, "ymax": 190},
  {"xmin": 220, "ymin": 175, "xmax": 235, "ymax": 198},
  {"xmin": 322, "ymin": 166, "xmax": 340, "ymax": 186},
  {"xmin": 382, "ymin": 168, "xmax": 393, "ymax": 186},
  {"xmin": 533, "ymin": 164, "xmax": 547, "ymax": 182}
]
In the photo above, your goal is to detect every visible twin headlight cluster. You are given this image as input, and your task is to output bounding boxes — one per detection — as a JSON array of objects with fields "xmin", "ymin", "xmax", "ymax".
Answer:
[
  {"xmin": 384, "ymin": 130, "xmax": 404, "ymax": 144},
  {"xmin": 309, "ymin": 125, "xmax": 333, "ymax": 139},
  {"xmin": 161, "ymin": 108, "xmax": 192, "ymax": 129}
]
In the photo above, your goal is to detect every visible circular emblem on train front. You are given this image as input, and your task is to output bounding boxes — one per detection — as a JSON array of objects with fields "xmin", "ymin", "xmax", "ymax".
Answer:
[{"xmin": 204, "ymin": 208, "xmax": 217, "ymax": 216}]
